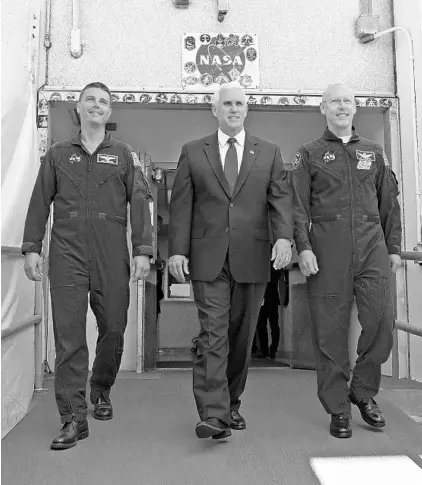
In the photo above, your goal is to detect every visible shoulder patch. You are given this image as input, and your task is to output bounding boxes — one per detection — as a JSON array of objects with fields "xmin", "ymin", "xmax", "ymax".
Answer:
[
  {"xmin": 382, "ymin": 150, "xmax": 390, "ymax": 167},
  {"xmin": 131, "ymin": 151, "xmax": 142, "ymax": 168},
  {"xmin": 291, "ymin": 151, "xmax": 302, "ymax": 171}
]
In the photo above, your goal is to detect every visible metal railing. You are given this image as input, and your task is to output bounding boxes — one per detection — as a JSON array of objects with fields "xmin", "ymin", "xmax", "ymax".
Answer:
[
  {"xmin": 1, "ymin": 245, "xmax": 44, "ymax": 390},
  {"xmin": 394, "ymin": 249, "xmax": 422, "ymax": 338}
]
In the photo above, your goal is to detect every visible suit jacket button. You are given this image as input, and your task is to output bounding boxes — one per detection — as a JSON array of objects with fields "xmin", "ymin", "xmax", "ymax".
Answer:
[
  {"xmin": 225, "ymin": 227, "xmax": 230, "ymax": 232},
  {"xmin": 229, "ymin": 203, "xmax": 234, "ymax": 208}
]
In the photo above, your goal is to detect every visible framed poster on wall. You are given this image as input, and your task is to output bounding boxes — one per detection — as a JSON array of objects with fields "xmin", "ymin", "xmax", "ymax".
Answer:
[{"xmin": 181, "ymin": 33, "xmax": 259, "ymax": 90}]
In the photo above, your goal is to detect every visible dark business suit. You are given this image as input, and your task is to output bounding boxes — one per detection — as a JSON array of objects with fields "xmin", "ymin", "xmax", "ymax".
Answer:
[{"xmin": 169, "ymin": 131, "xmax": 293, "ymax": 425}]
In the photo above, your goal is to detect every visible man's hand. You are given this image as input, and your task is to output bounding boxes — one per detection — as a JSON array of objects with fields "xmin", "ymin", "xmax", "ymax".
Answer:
[
  {"xmin": 298, "ymin": 249, "xmax": 319, "ymax": 277},
  {"xmin": 24, "ymin": 252, "xmax": 43, "ymax": 281},
  {"xmin": 131, "ymin": 255, "xmax": 150, "ymax": 282},
  {"xmin": 389, "ymin": 254, "xmax": 401, "ymax": 274},
  {"xmin": 169, "ymin": 255, "xmax": 189, "ymax": 282},
  {"xmin": 272, "ymin": 238, "xmax": 292, "ymax": 269}
]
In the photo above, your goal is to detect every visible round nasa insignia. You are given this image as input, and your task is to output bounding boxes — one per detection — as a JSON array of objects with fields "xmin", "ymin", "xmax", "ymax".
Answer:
[
  {"xmin": 200, "ymin": 34, "xmax": 211, "ymax": 44},
  {"xmin": 322, "ymin": 151, "xmax": 336, "ymax": 163},
  {"xmin": 123, "ymin": 93, "xmax": 135, "ymax": 102},
  {"xmin": 131, "ymin": 152, "xmax": 142, "ymax": 167},
  {"xmin": 170, "ymin": 94, "xmax": 182, "ymax": 104},
  {"xmin": 200, "ymin": 73, "xmax": 213, "ymax": 87},
  {"xmin": 227, "ymin": 35, "xmax": 240, "ymax": 47},
  {"xmin": 239, "ymin": 75, "xmax": 252, "ymax": 88},
  {"xmin": 184, "ymin": 62, "xmax": 197, "ymax": 74},
  {"xmin": 294, "ymin": 96, "xmax": 307, "ymax": 105},
  {"xmin": 186, "ymin": 95, "xmax": 197, "ymax": 104},
  {"xmin": 246, "ymin": 48, "xmax": 257, "ymax": 62},
  {"xmin": 155, "ymin": 93, "xmax": 168, "ymax": 103},
  {"xmin": 184, "ymin": 36, "xmax": 196, "ymax": 51},
  {"xmin": 241, "ymin": 34, "xmax": 254, "ymax": 46},
  {"xmin": 139, "ymin": 94, "xmax": 152, "ymax": 104},
  {"xmin": 49, "ymin": 92, "xmax": 62, "ymax": 101},
  {"xmin": 260, "ymin": 96, "xmax": 273, "ymax": 105},
  {"xmin": 183, "ymin": 76, "xmax": 199, "ymax": 86},
  {"xmin": 291, "ymin": 152, "xmax": 302, "ymax": 170}
]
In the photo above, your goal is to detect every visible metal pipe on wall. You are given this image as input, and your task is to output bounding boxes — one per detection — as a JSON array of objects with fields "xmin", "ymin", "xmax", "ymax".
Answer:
[
  {"xmin": 362, "ymin": 27, "xmax": 422, "ymax": 248},
  {"xmin": 70, "ymin": 0, "xmax": 82, "ymax": 58}
]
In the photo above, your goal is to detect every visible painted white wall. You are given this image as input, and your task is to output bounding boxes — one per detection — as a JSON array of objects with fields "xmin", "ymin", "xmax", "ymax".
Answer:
[
  {"xmin": 46, "ymin": 0, "xmax": 395, "ymax": 93},
  {"xmin": 393, "ymin": 0, "xmax": 422, "ymax": 381}
]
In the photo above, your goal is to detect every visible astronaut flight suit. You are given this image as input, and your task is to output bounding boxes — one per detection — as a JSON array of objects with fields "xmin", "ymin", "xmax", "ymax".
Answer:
[
  {"xmin": 22, "ymin": 132, "xmax": 153, "ymax": 423},
  {"xmin": 290, "ymin": 128, "xmax": 401, "ymax": 416}
]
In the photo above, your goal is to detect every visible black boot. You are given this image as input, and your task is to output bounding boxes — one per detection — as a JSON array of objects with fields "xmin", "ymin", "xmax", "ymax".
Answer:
[{"xmin": 50, "ymin": 418, "xmax": 89, "ymax": 450}]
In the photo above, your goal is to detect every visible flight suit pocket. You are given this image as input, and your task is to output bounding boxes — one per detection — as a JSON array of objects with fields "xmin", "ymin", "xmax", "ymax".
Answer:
[{"xmin": 191, "ymin": 228, "xmax": 205, "ymax": 239}]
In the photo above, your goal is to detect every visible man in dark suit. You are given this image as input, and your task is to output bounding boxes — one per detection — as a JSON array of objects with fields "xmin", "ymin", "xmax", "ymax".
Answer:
[{"xmin": 168, "ymin": 81, "xmax": 293, "ymax": 439}]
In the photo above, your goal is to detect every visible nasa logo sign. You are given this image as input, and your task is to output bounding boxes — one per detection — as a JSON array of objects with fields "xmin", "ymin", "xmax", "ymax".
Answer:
[{"xmin": 182, "ymin": 33, "xmax": 260, "ymax": 89}]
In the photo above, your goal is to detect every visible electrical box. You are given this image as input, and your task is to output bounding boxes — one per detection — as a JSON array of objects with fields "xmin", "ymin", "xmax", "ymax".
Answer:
[{"xmin": 356, "ymin": 15, "xmax": 379, "ymax": 38}]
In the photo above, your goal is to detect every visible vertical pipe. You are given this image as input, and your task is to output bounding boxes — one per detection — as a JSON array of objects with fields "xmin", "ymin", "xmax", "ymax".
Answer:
[
  {"xmin": 70, "ymin": 0, "xmax": 82, "ymax": 58},
  {"xmin": 34, "ymin": 281, "xmax": 44, "ymax": 390}
]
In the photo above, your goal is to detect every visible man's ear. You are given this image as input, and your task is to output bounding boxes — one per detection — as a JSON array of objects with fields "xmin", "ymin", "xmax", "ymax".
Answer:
[
  {"xmin": 319, "ymin": 102, "xmax": 325, "ymax": 115},
  {"xmin": 76, "ymin": 102, "xmax": 81, "ymax": 114},
  {"xmin": 211, "ymin": 105, "xmax": 217, "ymax": 118}
]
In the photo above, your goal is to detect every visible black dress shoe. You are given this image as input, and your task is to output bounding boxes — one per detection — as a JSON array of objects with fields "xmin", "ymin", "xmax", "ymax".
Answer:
[
  {"xmin": 212, "ymin": 428, "xmax": 232, "ymax": 440},
  {"xmin": 195, "ymin": 418, "xmax": 230, "ymax": 439},
  {"xmin": 351, "ymin": 397, "xmax": 386, "ymax": 428},
  {"xmin": 230, "ymin": 410, "xmax": 246, "ymax": 430},
  {"xmin": 93, "ymin": 395, "xmax": 113, "ymax": 420},
  {"xmin": 50, "ymin": 419, "xmax": 89, "ymax": 450},
  {"xmin": 330, "ymin": 414, "xmax": 352, "ymax": 439}
]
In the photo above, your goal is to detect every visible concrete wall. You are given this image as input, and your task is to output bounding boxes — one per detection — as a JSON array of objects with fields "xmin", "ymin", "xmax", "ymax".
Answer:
[{"xmin": 47, "ymin": 0, "xmax": 394, "ymax": 93}]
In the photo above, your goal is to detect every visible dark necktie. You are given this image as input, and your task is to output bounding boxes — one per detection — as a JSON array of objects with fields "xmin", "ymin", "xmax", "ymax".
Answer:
[{"xmin": 224, "ymin": 137, "xmax": 238, "ymax": 195}]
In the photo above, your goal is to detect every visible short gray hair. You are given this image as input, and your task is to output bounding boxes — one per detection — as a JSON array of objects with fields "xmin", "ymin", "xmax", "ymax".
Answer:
[{"xmin": 212, "ymin": 81, "xmax": 247, "ymax": 107}]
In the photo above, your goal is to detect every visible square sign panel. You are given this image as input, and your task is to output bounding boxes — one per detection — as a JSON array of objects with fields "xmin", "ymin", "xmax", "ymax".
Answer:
[{"xmin": 182, "ymin": 33, "xmax": 260, "ymax": 90}]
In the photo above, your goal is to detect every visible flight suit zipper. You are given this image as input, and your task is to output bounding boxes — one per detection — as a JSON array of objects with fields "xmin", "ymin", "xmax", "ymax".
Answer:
[{"xmin": 342, "ymin": 142, "xmax": 356, "ymax": 267}]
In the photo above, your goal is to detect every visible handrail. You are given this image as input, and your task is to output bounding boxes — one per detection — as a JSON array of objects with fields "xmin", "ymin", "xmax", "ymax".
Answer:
[
  {"xmin": 400, "ymin": 250, "xmax": 422, "ymax": 262},
  {"xmin": 1, "ymin": 315, "xmax": 42, "ymax": 340},
  {"xmin": 395, "ymin": 319, "xmax": 422, "ymax": 337},
  {"xmin": 1, "ymin": 246, "xmax": 23, "ymax": 256}
]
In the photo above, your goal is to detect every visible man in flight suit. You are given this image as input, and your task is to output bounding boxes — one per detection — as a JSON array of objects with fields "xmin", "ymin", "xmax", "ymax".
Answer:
[
  {"xmin": 290, "ymin": 83, "xmax": 401, "ymax": 438},
  {"xmin": 22, "ymin": 82, "xmax": 153, "ymax": 449}
]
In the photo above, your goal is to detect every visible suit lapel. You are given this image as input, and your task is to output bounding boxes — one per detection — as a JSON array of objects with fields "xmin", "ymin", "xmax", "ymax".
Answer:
[
  {"xmin": 203, "ymin": 133, "xmax": 231, "ymax": 198},
  {"xmin": 232, "ymin": 133, "xmax": 260, "ymax": 198}
]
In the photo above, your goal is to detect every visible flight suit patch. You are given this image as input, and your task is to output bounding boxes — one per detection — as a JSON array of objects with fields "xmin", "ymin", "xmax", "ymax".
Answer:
[
  {"xmin": 356, "ymin": 150, "xmax": 375, "ymax": 170},
  {"xmin": 97, "ymin": 154, "xmax": 118, "ymax": 165},
  {"xmin": 131, "ymin": 152, "xmax": 142, "ymax": 167},
  {"xmin": 291, "ymin": 151, "xmax": 302, "ymax": 170},
  {"xmin": 382, "ymin": 150, "xmax": 390, "ymax": 166},
  {"xmin": 322, "ymin": 151, "xmax": 336, "ymax": 163},
  {"xmin": 69, "ymin": 153, "xmax": 82, "ymax": 164}
]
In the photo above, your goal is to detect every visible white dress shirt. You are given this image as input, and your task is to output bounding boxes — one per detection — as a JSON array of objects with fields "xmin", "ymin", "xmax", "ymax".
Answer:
[{"xmin": 218, "ymin": 128, "xmax": 245, "ymax": 172}]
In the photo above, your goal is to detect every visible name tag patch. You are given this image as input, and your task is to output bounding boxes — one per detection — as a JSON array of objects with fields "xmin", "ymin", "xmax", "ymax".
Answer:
[
  {"xmin": 356, "ymin": 150, "xmax": 375, "ymax": 170},
  {"xmin": 357, "ymin": 160, "xmax": 372, "ymax": 170},
  {"xmin": 97, "ymin": 154, "xmax": 118, "ymax": 165}
]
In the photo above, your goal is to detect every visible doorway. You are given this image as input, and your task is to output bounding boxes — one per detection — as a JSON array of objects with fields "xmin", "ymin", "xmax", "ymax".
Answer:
[{"xmin": 47, "ymin": 102, "xmax": 387, "ymax": 371}]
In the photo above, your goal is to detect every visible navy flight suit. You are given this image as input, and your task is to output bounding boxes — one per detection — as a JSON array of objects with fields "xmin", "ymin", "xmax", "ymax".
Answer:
[
  {"xmin": 290, "ymin": 128, "xmax": 401, "ymax": 416},
  {"xmin": 22, "ymin": 132, "xmax": 153, "ymax": 423}
]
